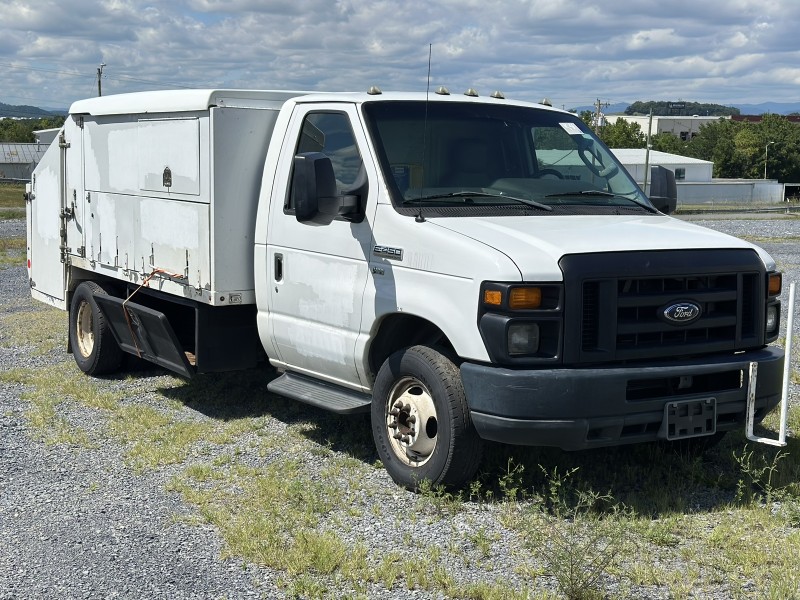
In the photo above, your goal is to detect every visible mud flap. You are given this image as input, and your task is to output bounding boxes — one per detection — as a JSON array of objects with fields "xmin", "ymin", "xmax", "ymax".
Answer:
[{"xmin": 94, "ymin": 294, "xmax": 195, "ymax": 378}]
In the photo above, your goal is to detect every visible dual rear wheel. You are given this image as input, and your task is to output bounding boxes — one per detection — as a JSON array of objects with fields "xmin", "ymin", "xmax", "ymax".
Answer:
[{"xmin": 69, "ymin": 281, "xmax": 123, "ymax": 376}]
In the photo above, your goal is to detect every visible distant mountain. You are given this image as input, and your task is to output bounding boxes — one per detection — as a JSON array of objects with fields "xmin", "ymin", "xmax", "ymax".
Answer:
[
  {"xmin": 0, "ymin": 102, "xmax": 66, "ymax": 119},
  {"xmin": 732, "ymin": 102, "xmax": 800, "ymax": 116},
  {"xmin": 570, "ymin": 102, "xmax": 630, "ymax": 115}
]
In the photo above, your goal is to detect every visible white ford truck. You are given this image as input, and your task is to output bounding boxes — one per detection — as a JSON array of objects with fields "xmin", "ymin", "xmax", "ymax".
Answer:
[{"xmin": 26, "ymin": 88, "xmax": 784, "ymax": 489}]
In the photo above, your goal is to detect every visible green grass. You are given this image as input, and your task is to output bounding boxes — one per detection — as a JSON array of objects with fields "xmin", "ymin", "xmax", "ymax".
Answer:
[
  {"xmin": 740, "ymin": 235, "xmax": 800, "ymax": 244},
  {"xmin": 0, "ymin": 183, "xmax": 25, "ymax": 219},
  {"xmin": 0, "ymin": 306, "xmax": 66, "ymax": 354},
  {"xmin": 0, "ymin": 183, "xmax": 25, "ymax": 208},
  {"xmin": 0, "ymin": 210, "xmax": 24, "ymax": 220},
  {"xmin": 4, "ymin": 270, "xmax": 800, "ymax": 597},
  {"xmin": 0, "ymin": 235, "xmax": 25, "ymax": 267}
]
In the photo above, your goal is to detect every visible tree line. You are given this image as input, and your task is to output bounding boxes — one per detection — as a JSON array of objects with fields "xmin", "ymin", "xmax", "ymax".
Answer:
[
  {"xmin": 624, "ymin": 101, "xmax": 739, "ymax": 117},
  {"xmin": 583, "ymin": 113, "xmax": 800, "ymax": 182},
  {"xmin": 0, "ymin": 117, "xmax": 66, "ymax": 143}
]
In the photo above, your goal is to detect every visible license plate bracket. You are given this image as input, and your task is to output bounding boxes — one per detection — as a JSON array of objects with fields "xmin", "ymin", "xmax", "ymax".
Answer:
[{"xmin": 661, "ymin": 398, "xmax": 717, "ymax": 441}]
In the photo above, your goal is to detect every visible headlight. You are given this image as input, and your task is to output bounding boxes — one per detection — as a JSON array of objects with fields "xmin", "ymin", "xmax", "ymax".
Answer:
[
  {"xmin": 766, "ymin": 305, "xmax": 778, "ymax": 333},
  {"xmin": 479, "ymin": 281, "xmax": 562, "ymax": 364},
  {"xmin": 508, "ymin": 322, "xmax": 540, "ymax": 355}
]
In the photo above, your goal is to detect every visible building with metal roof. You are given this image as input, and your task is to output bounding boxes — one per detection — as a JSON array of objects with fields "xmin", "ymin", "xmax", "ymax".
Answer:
[
  {"xmin": 0, "ymin": 142, "xmax": 48, "ymax": 181},
  {"xmin": 610, "ymin": 148, "xmax": 784, "ymax": 206}
]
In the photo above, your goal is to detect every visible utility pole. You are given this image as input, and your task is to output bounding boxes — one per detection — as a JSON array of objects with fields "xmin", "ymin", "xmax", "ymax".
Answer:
[
  {"xmin": 643, "ymin": 108, "xmax": 653, "ymax": 193},
  {"xmin": 764, "ymin": 141, "xmax": 776, "ymax": 179},
  {"xmin": 97, "ymin": 63, "xmax": 106, "ymax": 97},
  {"xmin": 593, "ymin": 98, "xmax": 609, "ymax": 134}
]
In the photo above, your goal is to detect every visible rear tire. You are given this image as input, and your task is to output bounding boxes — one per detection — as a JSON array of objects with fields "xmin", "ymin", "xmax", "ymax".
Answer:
[
  {"xmin": 371, "ymin": 345, "xmax": 483, "ymax": 490},
  {"xmin": 69, "ymin": 281, "xmax": 123, "ymax": 376}
]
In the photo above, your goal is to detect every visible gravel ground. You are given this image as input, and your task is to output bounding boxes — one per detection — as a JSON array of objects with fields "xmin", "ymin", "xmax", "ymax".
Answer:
[{"xmin": 1, "ymin": 213, "xmax": 798, "ymax": 600}]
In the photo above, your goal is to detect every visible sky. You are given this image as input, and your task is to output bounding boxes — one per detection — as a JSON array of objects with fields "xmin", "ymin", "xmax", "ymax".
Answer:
[{"xmin": 2, "ymin": 0, "xmax": 800, "ymax": 113}]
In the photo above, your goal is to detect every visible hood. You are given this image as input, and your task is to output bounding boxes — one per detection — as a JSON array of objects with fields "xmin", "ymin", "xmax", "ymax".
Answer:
[{"xmin": 431, "ymin": 214, "xmax": 775, "ymax": 280}]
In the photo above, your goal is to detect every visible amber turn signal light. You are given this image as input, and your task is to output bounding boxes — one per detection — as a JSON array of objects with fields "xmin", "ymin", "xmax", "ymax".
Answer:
[
  {"xmin": 483, "ymin": 290, "xmax": 503, "ymax": 306},
  {"xmin": 768, "ymin": 273, "xmax": 782, "ymax": 296},
  {"xmin": 509, "ymin": 287, "xmax": 542, "ymax": 310}
]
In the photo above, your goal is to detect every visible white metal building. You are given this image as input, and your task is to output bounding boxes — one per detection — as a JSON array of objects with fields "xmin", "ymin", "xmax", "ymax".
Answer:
[
  {"xmin": 606, "ymin": 115, "xmax": 726, "ymax": 140},
  {"xmin": 610, "ymin": 149, "xmax": 713, "ymax": 183},
  {"xmin": 610, "ymin": 148, "xmax": 784, "ymax": 206}
]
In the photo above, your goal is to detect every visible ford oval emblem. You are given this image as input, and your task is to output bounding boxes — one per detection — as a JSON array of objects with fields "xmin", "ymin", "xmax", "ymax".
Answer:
[{"xmin": 662, "ymin": 301, "xmax": 702, "ymax": 325}]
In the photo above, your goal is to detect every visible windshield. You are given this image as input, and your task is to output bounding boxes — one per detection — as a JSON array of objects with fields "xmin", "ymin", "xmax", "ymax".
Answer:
[{"xmin": 362, "ymin": 101, "xmax": 653, "ymax": 215}]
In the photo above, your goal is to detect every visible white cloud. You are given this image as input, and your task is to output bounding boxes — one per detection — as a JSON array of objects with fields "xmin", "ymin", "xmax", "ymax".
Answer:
[{"xmin": 1, "ymin": 0, "xmax": 799, "ymax": 109}]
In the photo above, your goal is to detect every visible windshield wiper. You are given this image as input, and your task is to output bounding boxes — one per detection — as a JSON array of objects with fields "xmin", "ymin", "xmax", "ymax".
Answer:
[
  {"xmin": 545, "ymin": 190, "xmax": 616, "ymax": 198},
  {"xmin": 545, "ymin": 190, "xmax": 658, "ymax": 213},
  {"xmin": 405, "ymin": 191, "xmax": 552, "ymax": 211}
]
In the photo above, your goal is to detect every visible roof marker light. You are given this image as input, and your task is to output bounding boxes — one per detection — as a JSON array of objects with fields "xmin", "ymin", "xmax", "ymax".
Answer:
[
  {"xmin": 490, "ymin": 91, "xmax": 505, "ymax": 99},
  {"xmin": 435, "ymin": 86, "xmax": 450, "ymax": 95},
  {"xmin": 367, "ymin": 86, "xmax": 382, "ymax": 95},
  {"xmin": 464, "ymin": 88, "xmax": 479, "ymax": 97}
]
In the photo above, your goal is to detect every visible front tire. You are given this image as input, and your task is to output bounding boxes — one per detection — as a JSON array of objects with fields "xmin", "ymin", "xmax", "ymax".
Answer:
[
  {"xmin": 69, "ymin": 281, "xmax": 123, "ymax": 376},
  {"xmin": 371, "ymin": 345, "xmax": 483, "ymax": 490}
]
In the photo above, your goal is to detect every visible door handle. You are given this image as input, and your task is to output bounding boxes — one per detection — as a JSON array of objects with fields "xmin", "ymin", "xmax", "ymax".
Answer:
[{"xmin": 274, "ymin": 253, "xmax": 283, "ymax": 282}]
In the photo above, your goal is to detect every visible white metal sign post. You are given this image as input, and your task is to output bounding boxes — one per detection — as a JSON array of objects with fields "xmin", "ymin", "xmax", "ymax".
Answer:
[{"xmin": 747, "ymin": 282, "xmax": 796, "ymax": 447}]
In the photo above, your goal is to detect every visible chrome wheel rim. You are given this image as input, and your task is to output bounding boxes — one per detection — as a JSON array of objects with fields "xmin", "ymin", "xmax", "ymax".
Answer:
[
  {"xmin": 385, "ymin": 376, "xmax": 438, "ymax": 467},
  {"xmin": 75, "ymin": 300, "xmax": 95, "ymax": 358}
]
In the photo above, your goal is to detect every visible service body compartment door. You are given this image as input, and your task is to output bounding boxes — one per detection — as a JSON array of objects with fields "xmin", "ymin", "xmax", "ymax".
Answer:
[{"xmin": 27, "ymin": 125, "xmax": 73, "ymax": 308}]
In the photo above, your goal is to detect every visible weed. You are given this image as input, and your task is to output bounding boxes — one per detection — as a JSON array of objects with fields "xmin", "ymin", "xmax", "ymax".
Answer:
[
  {"xmin": 281, "ymin": 573, "xmax": 327, "ymax": 599},
  {"xmin": 468, "ymin": 526, "xmax": 495, "ymax": 558},
  {"xmin": 416, "ymin": 478, "xmax": 464, "ymax": 515},
  {"xmin": 524, "ymin": 466, "xmax": 630, "ymax": 600},
  {"xmin": 733, "ymin": 445, "xmax": 790, "ymax": 504},
  {"xmin": 374, "ymin": 552, "xmax": 403, "ymax": 589},
  {"xmin": 497, "ymin": 457, "xmax": 528, "ymax": 502}
]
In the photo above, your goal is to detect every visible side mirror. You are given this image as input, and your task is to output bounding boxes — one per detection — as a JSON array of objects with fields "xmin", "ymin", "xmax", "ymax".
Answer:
[
  {"xmin": 292, "ymin": 152, "xmax": 365, "ymax": 225},
  {"xmin": 649, "ymin": 165, "xmax": 677, "ymax": 214},
  {"xmin": 293, "ymin": 152, "xmax": 339, "ymax": 225}
]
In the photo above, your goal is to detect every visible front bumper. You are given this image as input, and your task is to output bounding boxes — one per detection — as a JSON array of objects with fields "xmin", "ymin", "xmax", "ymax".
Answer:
[{"xmin": 460, "ymin": 347, "xmax": 784, "ymax": 450}]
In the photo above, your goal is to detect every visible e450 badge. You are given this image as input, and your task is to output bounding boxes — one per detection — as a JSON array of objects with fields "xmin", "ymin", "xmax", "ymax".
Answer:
[{"xmin": 373, "ymin": 245, "xmax": 403, "ymax": 261}]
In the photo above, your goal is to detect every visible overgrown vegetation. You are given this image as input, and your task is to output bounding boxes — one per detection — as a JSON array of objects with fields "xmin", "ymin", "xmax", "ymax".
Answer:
[
  {"xmin": 0, "ymin": 116, "xmax": 65, "ymax": 143},
  {"xmin": 624, "ymin": 101, "xmax": 739, "ymax": 117},
  {"xmin": 3, "ymin": 300, "xmax": 800, "ymax": 598},
  {"xmin": 581, "ymin": 111, "xmax": 800, "ymax": 183}
]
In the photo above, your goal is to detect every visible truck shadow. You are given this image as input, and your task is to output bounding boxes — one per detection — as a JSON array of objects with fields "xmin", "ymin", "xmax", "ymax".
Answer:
[
  {"xmin": 155, "ymin": 368, "xmax": 797, "ymax": 517},
  {"xmin": 157, "ymin": 367, "xmax": 377, "ymax": 464}
]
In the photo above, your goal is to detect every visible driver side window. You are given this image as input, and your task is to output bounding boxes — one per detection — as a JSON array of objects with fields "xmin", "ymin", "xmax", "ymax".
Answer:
[{"xmin": 286, "ymin": 112, "xmax": 363, "ymax": 211}]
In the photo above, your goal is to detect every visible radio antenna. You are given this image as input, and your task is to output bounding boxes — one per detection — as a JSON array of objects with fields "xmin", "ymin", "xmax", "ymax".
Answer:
[{"xmin": 416, "ymin": 43, "xmax": 432, "ymax": 223}]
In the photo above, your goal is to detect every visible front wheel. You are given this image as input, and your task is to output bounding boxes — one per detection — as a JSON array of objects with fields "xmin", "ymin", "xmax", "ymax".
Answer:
[
  {"xmin": 371, "ymin": 345, "xmax": 483, "ymax": 490},
  {"xmin": 69, "ymin": 281, "xmax": 123, "ymax": 376}
]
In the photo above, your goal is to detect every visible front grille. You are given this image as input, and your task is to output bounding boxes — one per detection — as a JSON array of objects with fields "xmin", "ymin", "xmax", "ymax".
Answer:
[{"xmin": 561, "ymin": 250, "xmax": 765, "ymax": 364}]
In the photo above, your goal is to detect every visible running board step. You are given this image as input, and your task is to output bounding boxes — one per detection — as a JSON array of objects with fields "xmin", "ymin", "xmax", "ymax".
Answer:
[{"xmin": 267, "ymin": 372, "xmax": 371, "ymax": 415}]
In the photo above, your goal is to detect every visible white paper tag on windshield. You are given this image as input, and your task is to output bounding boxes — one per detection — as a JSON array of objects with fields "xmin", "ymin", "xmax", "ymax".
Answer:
[{"xmin": 560, "ymin": 122, "xmax": 583, "ymax": 135}]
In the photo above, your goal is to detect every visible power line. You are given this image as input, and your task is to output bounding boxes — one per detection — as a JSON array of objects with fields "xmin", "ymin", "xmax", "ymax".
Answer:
[
  {"xmin": 0, "ymin": 61, "xmax": 214, "ymax": 91},
  {"xmin": 593, "ymin": 98, "xmax": 610, "ymax": 133}
]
